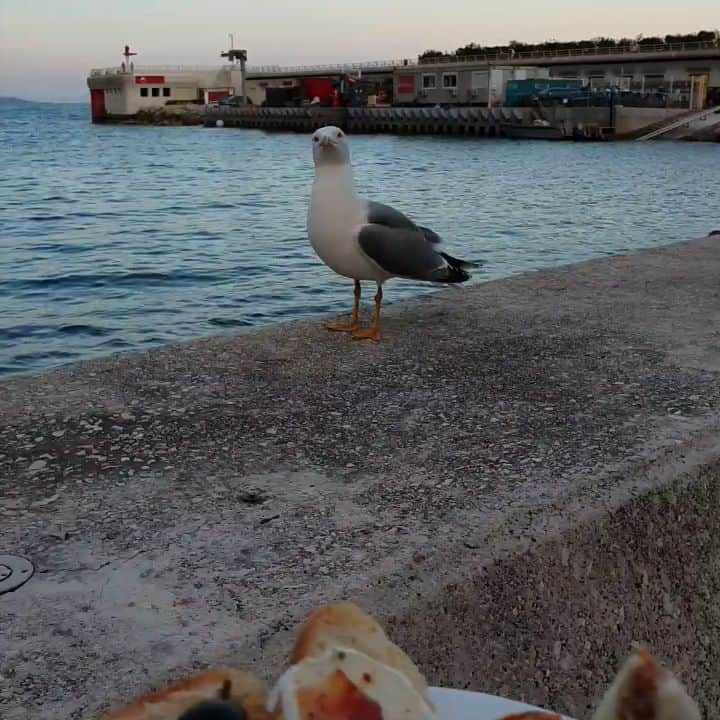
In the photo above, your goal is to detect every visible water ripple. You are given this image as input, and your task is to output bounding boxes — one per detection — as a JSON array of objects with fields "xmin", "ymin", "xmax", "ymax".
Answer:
[{"xmin": 1, "ymin": 100, "xmax": 719, "ymax": 377}]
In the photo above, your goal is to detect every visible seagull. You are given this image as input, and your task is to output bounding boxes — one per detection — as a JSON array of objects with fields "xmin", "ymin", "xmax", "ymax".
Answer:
[{"xmin": 307, "ymin": 125, "xmax": 477, "ymax": 341}]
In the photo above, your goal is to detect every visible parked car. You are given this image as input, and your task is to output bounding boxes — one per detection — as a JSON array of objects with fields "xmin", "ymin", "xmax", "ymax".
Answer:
[{"xmin": 218, "ymin": 95, "xmax": 246, "ymax": 107}]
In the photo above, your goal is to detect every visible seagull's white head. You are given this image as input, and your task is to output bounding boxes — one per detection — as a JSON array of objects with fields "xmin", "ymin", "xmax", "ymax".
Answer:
[{"xmin": 312, "ymin": 125, "xmax": 350, "ymax": 168}]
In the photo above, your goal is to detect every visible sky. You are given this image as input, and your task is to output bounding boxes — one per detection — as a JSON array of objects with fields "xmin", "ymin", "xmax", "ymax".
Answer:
[{"xmin": 0, "ymin": 0, "xmax": 717, "ymax": 101}]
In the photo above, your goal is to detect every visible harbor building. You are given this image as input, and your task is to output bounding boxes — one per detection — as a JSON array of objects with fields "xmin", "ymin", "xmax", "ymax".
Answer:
[
  {"xmin": 87, "ymin": 45, "xmax": 246, "ymax": 121},
  {"xmin": 394, "ymin": 65, "xmax": 550, "ymax": 106},
  {"xmin": 393, "ymin": 41, "xmax": 720, "ymax": 108},
  {"xmin": 87, "ymin": 39, "xmax": 720, "ymax": 125}
]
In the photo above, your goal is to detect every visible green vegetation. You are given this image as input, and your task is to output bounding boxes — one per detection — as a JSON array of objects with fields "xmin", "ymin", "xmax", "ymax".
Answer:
[{"xmin": 419, "ymin": 29, "xmax": 719, "ymax": 61}]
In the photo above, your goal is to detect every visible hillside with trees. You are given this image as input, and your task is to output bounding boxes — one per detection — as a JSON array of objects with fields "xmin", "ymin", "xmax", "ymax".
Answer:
[{"xmin": 419, "ymin": 29, "xmax": 719, "ymax": 61}]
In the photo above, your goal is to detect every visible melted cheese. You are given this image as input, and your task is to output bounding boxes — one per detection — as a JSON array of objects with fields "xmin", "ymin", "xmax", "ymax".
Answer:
[{"xmin": 268, "ymin": 647, "xmax": 436, "ymax": 720}]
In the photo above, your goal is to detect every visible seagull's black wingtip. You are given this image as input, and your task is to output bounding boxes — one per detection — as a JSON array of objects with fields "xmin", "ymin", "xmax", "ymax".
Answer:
[{"xmin": 439, "ymin": 252, "xmax": 483, "ymax": 282}]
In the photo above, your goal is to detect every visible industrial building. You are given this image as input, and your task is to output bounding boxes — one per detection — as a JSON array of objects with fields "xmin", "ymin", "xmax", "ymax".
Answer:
[
  {"xmin": 392, "ymin": 41, "xmax": 720, "ymax": 108},
  {"xmin": 87, "ymin": 40, "xmax": 720, "ymax": 123}
]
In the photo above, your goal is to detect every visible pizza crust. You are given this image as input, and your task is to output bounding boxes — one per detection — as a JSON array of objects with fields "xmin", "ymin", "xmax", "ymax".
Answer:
[
  {"xmin": 101, "ymin": 668, "xmax": 270, "ymax": 720},
  {"xmin": 591, "ymin": 647, "xmax": 701, "ymax": 720},
  {"xmin": 290, "ymin": 602, "xmax": 429, "ymax": 701}
]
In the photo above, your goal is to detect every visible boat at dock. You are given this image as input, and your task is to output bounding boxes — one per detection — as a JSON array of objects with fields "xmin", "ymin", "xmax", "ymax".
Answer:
[
  {"xmin": 501, "ymin": 119, "xmax": 608, "ymax": 140},
  {"xmin": 500, "ymin": 121, "xmax": 565, "ymax": 140}
]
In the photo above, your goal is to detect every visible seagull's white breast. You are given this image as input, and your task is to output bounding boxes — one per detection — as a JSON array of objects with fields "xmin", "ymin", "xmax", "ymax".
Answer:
[{"xmin": 307, "ymin": 168, "xmax": 390, "ymax": 282}]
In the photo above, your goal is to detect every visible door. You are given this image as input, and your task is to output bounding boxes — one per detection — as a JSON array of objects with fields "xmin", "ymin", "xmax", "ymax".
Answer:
[
  {"xmin": 90, "ymin": 89, "xmax": 106, "ymax": 119},
  {"xmin": 689, "ymin": 74, "xmax": 708, "ymax": 109}
]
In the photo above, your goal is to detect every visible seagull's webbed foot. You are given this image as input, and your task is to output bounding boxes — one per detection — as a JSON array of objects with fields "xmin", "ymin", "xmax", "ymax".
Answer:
[
  {"xmin": 326, "ymin": 320, "xmax": 359, "ymax": 333},
  {"xmin": 326, "ymin": 279, "xmax": 361, "ymax": 333},
  {"xmin": 351, "ymin": 327, "xmax": 380, "ymax": 342},
  {"xmin": 351, "ymin": 284, "xmax": 383, "ymax": 342}
]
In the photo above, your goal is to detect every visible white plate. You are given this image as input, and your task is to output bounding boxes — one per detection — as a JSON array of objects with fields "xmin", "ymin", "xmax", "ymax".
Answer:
[{"xmin": 428, "ymin": 687, "xmax": 574, "ymax": 720}]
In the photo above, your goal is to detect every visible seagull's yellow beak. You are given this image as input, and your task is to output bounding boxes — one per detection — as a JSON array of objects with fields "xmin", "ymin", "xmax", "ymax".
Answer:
[{"xmin": 319, "ymin": 136, "xmax": 336, "ymax": 148}]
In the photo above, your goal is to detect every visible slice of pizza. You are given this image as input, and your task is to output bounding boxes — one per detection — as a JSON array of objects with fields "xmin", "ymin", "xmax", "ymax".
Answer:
[
  {"xmin": 268, "ymin": 602, "xmax": 435, "ymax": 720},
  {"xmin": 101, "ymin": 668, "xmax": 270, "ymax": 720},
  {"xmin": 591, "ymin": 647, "xmax": 701, "ymax": 720}
]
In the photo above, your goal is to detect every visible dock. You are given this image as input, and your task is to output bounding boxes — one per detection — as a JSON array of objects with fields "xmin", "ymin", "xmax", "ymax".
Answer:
[
  {"xmin": 2, "ymin": 234, "xmax": 720, "ymax": 718},
  {"xmin": 206, "ymin": 105, "xmax": 530, "ymax": 135},
  {"xmin": 204, "ymin": 105, "xmax": 611, "ymax": 138}
]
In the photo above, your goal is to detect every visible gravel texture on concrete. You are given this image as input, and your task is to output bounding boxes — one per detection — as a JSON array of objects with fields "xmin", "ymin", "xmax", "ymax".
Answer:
[{"xmin": 2, "ymin": 234, "xmax": 720, "ymax": 719}]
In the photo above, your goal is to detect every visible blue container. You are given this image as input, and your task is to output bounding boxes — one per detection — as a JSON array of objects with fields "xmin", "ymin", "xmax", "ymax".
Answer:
[{"xmin": 505, "ymin": 79, "xmax": 584, "ymax": 106}]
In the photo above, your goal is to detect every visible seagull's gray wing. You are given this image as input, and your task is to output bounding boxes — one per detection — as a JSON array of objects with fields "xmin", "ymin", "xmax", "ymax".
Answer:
[
  {"xmin": 366, "ymin": 200, "xmax": 441, "ymax": 244},
  {"xmin": 357, "ymin": 223, "xmax": 471, "ymax": 283}
]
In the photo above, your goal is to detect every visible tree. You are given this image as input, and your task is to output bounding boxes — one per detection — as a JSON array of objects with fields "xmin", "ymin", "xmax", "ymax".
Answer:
[
  {"xmin": 637, "ymin": 35, "xmax": 664, "ymax": 46},
  {"xmin": 415, "ymin": 29, "xmax": 717, "ymax": 63},
  {"xmin": 455, "ymin": 43, "xmax": 485, "ymax": 57},
  {"xmin": 418, "ymin": 49, "xmax": 447, "ymax": 60}
]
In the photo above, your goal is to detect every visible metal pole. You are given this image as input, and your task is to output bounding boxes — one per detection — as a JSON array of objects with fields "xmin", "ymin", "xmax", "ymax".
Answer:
[
  {"xmin": 241, "ymin": 55, "xmax": 247, "ymax": 105},
  {"xmin": 487, "ymin": 63, "xmax": 492, "ymax": 109},
  {"xmin": 689, "ymin": 76, "xmax": 694, "ymax": 110}
]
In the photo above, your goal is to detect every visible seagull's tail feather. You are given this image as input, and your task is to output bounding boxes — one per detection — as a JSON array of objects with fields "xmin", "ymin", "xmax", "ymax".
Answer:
[
  {"xmin": 441, "ymin": 251, "xmax": 482, "ymax": 271},
  {"xmin": 437, "ymin": 252, "xmax": 483, "ymax": 283}
]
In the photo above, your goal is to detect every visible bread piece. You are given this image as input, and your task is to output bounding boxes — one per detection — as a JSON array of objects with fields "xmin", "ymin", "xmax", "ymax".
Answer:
[
  {"xmin": 290, "ymin": 602, "xmax": 428, "ymax": 700},
  {"xmin": 102, "ymin": 668, "xmax": 270, "ymax": 720},
  {"xmin": 591, "ymin": 647, "xmax": 701, "ymax": 720}
]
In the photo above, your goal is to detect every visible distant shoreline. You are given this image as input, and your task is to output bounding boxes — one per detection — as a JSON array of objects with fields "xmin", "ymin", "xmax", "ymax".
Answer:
[{"xmin": 0, "ymin": 96, "xmax": 87, "ymax": 105}]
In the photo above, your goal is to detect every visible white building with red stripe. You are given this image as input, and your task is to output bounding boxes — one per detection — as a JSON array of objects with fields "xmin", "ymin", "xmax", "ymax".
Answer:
[{"xmin": 87, "ymin": 45, "xmax": 245, "ymax": 121}]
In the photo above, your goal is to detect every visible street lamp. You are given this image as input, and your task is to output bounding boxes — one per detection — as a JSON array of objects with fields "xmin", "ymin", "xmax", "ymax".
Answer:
[{"xmin": 221, "ymin": 35, "xmax": 247, "ymax": 104}]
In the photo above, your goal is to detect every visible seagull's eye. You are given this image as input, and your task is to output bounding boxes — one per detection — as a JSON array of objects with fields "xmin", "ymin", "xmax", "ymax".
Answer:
[
  {"xmin": 337, "ymin": 131, "xmax": 343, "ymax": 138},
  {"xmin": 313, "ymin": 136, "xmax": 319, "ymax": 142}
]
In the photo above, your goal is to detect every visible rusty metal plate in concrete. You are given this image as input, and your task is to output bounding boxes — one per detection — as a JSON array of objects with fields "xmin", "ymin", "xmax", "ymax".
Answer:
[{"xmin": 0, "ymin": 555, "xmax": 34, "ymax": 595}]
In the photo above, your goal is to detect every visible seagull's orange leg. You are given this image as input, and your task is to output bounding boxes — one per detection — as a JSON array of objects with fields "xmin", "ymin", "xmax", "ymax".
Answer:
[
  {"xmin": 326, "ymin": 279, "xmax": 361, "ymax": 332},
  {"xmin": 352, "ymin": 285, "xmax": 382, "ymax": 341}
]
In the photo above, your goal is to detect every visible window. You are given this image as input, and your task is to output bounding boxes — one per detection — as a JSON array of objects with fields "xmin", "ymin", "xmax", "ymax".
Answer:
[
  {"xmin": 163, "ymin": 87, "xmax": 171, "ymax": 97},
  {"xmin": 140, "ymin": 87, "xmax": 148, "ymax": 97},
  {"xmin": 151, "ymin": 87, "xmax": 160, "ymax": 97},
  {"xmin": 422, "ymin": 74, "xmax": 436, "ymax": 90},
  {"xmin": 442, "ymin": 73, "xmax": 458, "ymax": 88},
  {"xmin": 643, "ymin": 74, "xmax": 666, "ymax": 91}
]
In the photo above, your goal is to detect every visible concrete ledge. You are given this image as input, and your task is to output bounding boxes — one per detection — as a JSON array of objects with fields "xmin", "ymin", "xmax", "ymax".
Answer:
[
  {"xmin": 2, "ymin": 235, "xmax": 720, "ymax": 718},
  {"xmin": 387, "ymin": 466, "xmax": 720, "ymax": 718}
]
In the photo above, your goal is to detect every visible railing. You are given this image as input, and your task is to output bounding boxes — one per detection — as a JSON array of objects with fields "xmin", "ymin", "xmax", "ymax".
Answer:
[
  {"xmin": 418, "ymin": 40, "xmax": 719, "ymax": 65},
  {"xmin": 90, "ymin": 64, "xmax": 230, "ymax": 76},
  {"xmin": 244, "ymin": 41, "xmax": 719, "ymax": 75},
  {"xmin": 636, "ymin": 106, "xmax": 720, "ymax": 140},
  {"xmin": 246, "ymin": 59, "xmax": 411, "ymax": 74}
]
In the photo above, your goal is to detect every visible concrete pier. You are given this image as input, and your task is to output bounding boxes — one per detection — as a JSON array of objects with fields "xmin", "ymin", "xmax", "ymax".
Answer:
[
  {"xmin": 204, "ymin": 105, "xmax": 613, "ymax": 137},
  {"xmin": 205, "ymin": 105, "xmax": 535, "ymax": 135},
  {"xmin": 2, "ymin": 234, "xmax": 720, "ymax": 719},
  {"xmin": 206, "ymin": 105, "xmax": 679, "ymax": 138}
]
